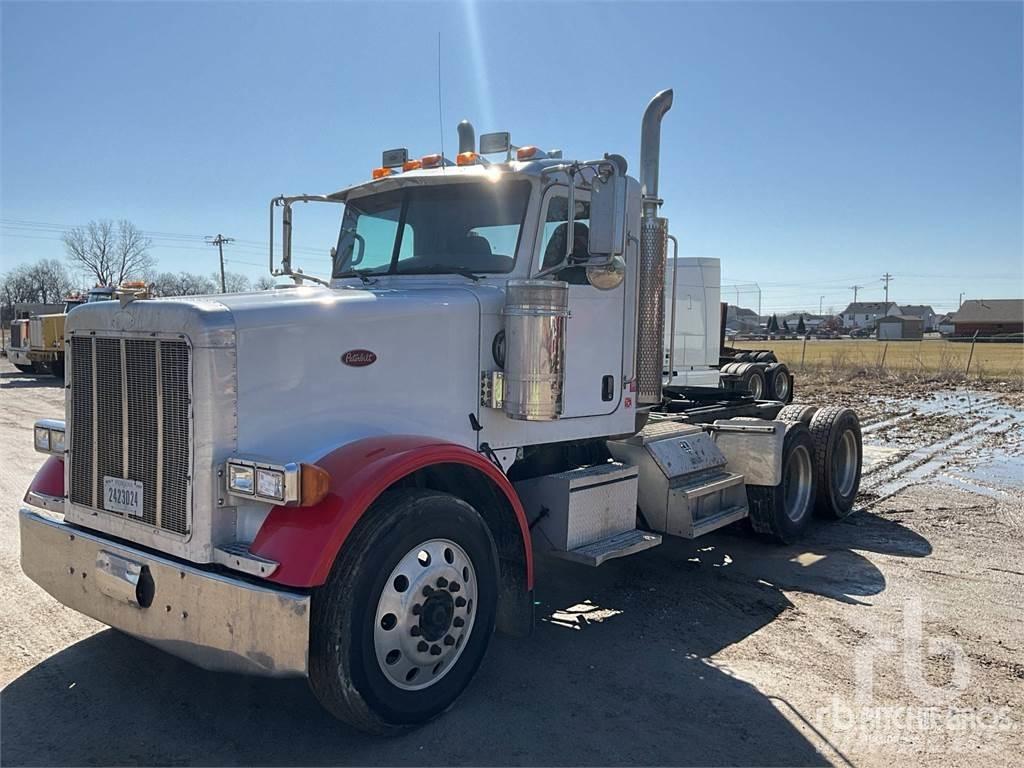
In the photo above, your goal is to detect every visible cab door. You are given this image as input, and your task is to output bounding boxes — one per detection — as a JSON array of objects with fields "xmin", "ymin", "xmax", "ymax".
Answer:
[{"xmin": 534, "ymin": 186, "xmax": 625, "ymax": 418}]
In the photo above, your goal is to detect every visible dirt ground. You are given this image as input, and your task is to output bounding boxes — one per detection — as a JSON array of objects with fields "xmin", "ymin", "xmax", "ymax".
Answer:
[{"xmin": 1, "ymin": 358, "xmax": 1021, "ymax": 767}]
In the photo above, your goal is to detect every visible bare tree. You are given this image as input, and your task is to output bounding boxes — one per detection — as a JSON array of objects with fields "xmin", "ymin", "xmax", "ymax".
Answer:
[
  {"xmin": 149, "ymin": 271, "xmax": 217, "ymax": 297},
  {"xmin": 253, "ymin": 275, "xmax": 277, "ymax": 291},
  {"xmin": 63, "ymin": 219, "xmax": 155, "ymax": 285},
  {"xmin": 219, "ymin": 271, "xmax": 251, "ymax": 293},
  {"xmin": 0, "ymin": 259, "xmax": 78, "ymax": 325}
]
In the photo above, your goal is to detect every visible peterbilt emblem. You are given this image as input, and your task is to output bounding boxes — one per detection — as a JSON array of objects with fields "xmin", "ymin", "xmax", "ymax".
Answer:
[{"xmin": 342, "ymin": 349, "xmax": 377, "ymax": 367}]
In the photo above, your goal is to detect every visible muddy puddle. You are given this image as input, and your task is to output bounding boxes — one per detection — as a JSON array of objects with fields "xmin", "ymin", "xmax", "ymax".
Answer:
[{"xmin": 855, "ymin": 389, "xmax": 1024, "ymax": 500}]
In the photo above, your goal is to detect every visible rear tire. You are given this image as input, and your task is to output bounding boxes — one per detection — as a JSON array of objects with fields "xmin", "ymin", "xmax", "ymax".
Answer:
[
  {"xmin": 809, "ymin": 407, "xmax": 862, "ymax": 519},
  {"xmin": 777, "ymin": 403, "xmax": 818, "ymax": 426},
  {"xmin": 737, "ymin": 363, "xmax": 766, "ymax": 400},
  {"xmin": 746, "ymin": 422, "xmax": 816, "ymax": 544},
  {"xmin": 765, "ymin": 363, "xmax": 791, "ymax": 402},
  {"xmin": 308, "ymin": 489, "xmax": 499, "ymax": 733}
]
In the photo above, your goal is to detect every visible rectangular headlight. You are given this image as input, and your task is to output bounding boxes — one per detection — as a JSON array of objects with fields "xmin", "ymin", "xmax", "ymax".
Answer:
[
  {"xmin": 33, "ymin": 419, "xmax": 65, "ymax": 456},
  {"xmin": 224, "ymin": 458, "xmax": 300, "ymax": 505},
  {"xmin": 227, "ymin": 463, "xmax": 255, "ymax": 495},
  {"xmin": 256, "ymin": 468, "xmax": 285, "ymax": 500}
]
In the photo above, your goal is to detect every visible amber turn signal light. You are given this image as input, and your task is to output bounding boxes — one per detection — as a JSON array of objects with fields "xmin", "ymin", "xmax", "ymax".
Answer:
[
  {"xmin": 299, "ymin": 463, "xmax": 331, "ymax": 507},
  {"xmin": 516, "ymin": 146, "xmax": 538, "ymax": 161}
]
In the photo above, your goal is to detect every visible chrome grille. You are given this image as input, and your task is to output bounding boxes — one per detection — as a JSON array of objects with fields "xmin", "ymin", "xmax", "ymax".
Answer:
[{"xmin": 69, "ymin": 336, "xmax": 192, "ymax": 535}]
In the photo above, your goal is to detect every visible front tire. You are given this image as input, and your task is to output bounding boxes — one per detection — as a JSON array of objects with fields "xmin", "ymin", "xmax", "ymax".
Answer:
[{"xmin": 309, "ymin": 489, "xmax": 498, "ymax": 733}]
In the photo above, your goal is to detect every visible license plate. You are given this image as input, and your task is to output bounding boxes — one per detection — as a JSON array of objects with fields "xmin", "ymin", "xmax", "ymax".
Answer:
[{"xmin": 103, "ymin": 477, "xmax": 143, "ymax": 518}]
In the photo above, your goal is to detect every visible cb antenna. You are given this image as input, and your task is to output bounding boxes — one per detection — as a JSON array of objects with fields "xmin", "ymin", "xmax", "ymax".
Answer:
[
  {"xmin": 437, "ymin": 31, "xmax": 446, "ymax": 173},
  {"xmin": 434, "ymin": 31, "xmax": 446, "ymax": 173}
]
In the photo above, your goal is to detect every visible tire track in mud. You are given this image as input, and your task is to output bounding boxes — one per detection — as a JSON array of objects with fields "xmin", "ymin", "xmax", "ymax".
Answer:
[{"xmin": 860, "ymin": 393, "xmax": 1021, "ymax": 505}]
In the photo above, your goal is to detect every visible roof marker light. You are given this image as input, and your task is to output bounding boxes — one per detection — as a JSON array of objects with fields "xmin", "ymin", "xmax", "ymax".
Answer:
[
  {"xmin": 403, "ymin": 159, "xmax": 422, "ymax": 171},
  {"xmin": 371, "ymin": 167, "xmax": 394, "ymax": 179},
  {"xmin": 420, "ymin": 153, "xmax": 444, "ymax": 169},
  {"xmin": 516, "ymin": 146, "xmax": 539, "ymax": 161},
  {"xmin": 456, "ymin": 151, "xmax": 479, "ymax": 166}
]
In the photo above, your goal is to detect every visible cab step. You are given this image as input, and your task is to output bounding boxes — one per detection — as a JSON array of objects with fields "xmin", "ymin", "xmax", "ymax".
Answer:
[
  {"xmin": 213, "ymin": 543, "xmax": 279, "ymax": 577},
  {"xmin": 552, "ymin": 529, "xmax": 662, "ymax": 567}
]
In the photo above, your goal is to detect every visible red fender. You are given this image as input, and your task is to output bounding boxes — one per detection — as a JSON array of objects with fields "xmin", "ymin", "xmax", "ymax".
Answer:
[
  {"xmin": 25, "ymin": 455, "xmax": 64, "ymax": 501},
  {"xmin": 250, "ymin": 436, "xmax": 532, "ymax": 589}
]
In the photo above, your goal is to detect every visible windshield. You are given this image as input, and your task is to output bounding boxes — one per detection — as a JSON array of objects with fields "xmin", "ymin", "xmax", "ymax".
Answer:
[
  {"xmin": 333, "ymin": 180, "xmax": 531, "ymax": 278},
  {"xmin": 87, "ymin": 291, "xmax": 114, "ymax": 303}
]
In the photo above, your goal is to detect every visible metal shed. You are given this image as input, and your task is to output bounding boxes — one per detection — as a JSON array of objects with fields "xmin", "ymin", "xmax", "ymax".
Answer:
[{"xmin": 877, "ymin": 315, "xmax": 924, "ymax": 341}]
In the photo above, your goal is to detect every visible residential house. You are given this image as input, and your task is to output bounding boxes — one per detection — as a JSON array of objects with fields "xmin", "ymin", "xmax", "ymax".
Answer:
[
  {"xmin": 937, "ymin": 313, "xmax": 955, "ymax": 335},
  {"xmin": 950, "ymin": 299, "xmax": 1024, "ymax": 338},
  {"xmin": 840, "ymin": 302, "xmax": 900, "ymax": 329}
]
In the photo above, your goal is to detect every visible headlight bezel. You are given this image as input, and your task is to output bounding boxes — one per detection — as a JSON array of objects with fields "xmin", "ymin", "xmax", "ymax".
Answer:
[
  {"xmin": 224, "ymin": 458, "xmax": 300, "ymax": 505},
  {"xmin": 33, "ymin": 419, "xmax": 66, "ymax": 456}
]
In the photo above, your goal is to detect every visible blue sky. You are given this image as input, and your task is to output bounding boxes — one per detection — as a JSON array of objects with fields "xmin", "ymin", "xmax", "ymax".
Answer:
[{"xmin": 2, "ymin": 0, "xmax": 1021, "ymax": 315}]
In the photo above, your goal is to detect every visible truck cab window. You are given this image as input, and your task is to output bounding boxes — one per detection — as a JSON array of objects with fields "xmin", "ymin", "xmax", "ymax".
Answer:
[
  {"xmin": 333, "ymin": 180, "xmax": 530, "ymax": 278},
  {"xmin": 538, "ymin": 193, "xmax": 591, "ymax": 284}
]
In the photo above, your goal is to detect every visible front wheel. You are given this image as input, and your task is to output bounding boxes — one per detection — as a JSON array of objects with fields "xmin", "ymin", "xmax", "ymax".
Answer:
[{"xmin": 309, "ymin": 489, "xmax": 498, "ymax": 733}]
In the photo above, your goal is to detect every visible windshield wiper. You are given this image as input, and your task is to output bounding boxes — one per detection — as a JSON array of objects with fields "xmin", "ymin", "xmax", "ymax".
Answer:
[
  {"xmin": 402, "ymin": 265, "xmax": 483, "ymax": 282},
  {"xmin": 335, "ymin": 269, "xmax": 377, "ymax": 285}
]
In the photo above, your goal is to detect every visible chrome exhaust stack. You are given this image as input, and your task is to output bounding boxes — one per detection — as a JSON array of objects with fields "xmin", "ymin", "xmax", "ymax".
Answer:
[
  {"xmin": 457, "ymin": 120, "xmax": 476, "ymax": 154},
  {"xmin": 636, "ymin": 89, "xmax": 674, "ymax": 407}
]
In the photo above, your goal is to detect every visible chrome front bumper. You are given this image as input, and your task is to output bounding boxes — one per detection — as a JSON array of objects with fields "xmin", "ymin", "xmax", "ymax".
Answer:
[{"xmin": 19, "ymin": 509, "xmax": 310, "ymax": 677}]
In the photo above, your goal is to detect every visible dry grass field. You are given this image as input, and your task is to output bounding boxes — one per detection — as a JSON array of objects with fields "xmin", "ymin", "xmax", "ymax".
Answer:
[{"xmin": 734, "ymin": 338, "xmax": 1024, "ymax": 379}]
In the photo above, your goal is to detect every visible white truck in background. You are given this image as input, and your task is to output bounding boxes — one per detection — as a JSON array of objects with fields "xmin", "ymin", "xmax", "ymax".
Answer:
[{"xmin": 19, "ymin": 89, "xmax": 862, "ymax": 733}]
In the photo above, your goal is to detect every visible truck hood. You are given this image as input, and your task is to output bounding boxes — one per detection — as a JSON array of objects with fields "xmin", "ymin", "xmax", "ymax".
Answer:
[{"xmin": 66, "ymin": 284, "xmax": 485, "ymax": 460}]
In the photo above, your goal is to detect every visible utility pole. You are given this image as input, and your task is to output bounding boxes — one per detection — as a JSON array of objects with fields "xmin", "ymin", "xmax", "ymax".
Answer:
[
  {"xmin": 819, "ymin": 295, "xmax": 825, "ymax": 315},
  {"xmin": 881, "ymin": 272, "xmax": 893, "ymax": 305},
  {"xmin": 959, "ymin": 292, "xmax": 965, "ymax": 308},
  {"xmin": 206, "ymin": 234, "xmax": 235, "ymax": 294},
  {"xmin": 850, "ymin": 284, "xmax": 863, "ymax": 304}
]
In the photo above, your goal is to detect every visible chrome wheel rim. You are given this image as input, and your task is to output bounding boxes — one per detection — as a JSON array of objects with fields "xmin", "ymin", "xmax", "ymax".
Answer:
[
  {"xmin": 773, "ymin": 371, "xmax": 790, "ymax": 401},
  {"xmin": 783, "ymin": 444, "xmax": 814, "ymax": 522},
  {"xmin": 834, "ymin": 429, "xmax": 859, "ymax": 497},
  {"xmin": 374, "ymin": 538, "xmax": 477, "ymax": 691},
  {"xmin": 749, "ymin": 374, "xmax": 764, "ymax": 399}
]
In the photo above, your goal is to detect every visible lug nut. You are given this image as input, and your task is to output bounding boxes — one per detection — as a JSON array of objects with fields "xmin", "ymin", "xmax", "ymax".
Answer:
[
  {"xmin": 455, "ymin": 596, "xmax": 467, "ymax": 608},
  {"xmin": 436, "ymin": 577, "xmax": 448, "ymax": 588},
  {"xmin": 453, "ymin": 616, "xmax": 465, "ymax": 628},
  {"xmin": 410, "ymin": 626, "xmax": 421, "ymax": 636},
  {"xmin": 422, "ymin": 586, "xmax": 433, "ymax": 597},
  {"xmin": 444, "ymin": 635, "xmax": 455, "ymax": 646},
  {"xmin": 449, "ymin": 582, "xmax": 460, "ymax": 592},
  {"xmin": 430, "ymin": 645, "xmax": 442, "ymax": 656},
  {"xmin": 412, "ymin": 604, "xmax": 422, "ymax": 615},
  {"xmin": 417, "ymin": 641, "xmax": 429, "ymax": 652}
]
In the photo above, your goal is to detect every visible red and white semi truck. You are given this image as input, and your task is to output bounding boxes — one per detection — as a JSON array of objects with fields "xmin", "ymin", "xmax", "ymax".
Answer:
[{"xmin": 19, "ymin": 90, "xmax": 862, "ymax": 732}]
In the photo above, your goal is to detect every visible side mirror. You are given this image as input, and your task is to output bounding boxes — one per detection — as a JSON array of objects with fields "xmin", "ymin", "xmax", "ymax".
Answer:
[{"xmin": 588, "ymin": 168, "xmax": 627, "ymax": 257}]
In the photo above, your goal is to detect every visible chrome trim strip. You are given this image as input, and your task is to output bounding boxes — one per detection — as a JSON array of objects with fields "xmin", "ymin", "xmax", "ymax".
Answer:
[
  {"xmin": 19, "ymin": 509, "xmax": 309, "ymax": 677},
  {"xmin": 90, "ymin": 336, "xmax": 97, "ymax": 508},
  {"xmin": 24, "ymin": 490, "xmax": 64, "ymax": 514},
  {"xmin": 120, "ymin": 338, "xmax": 129, "ymax": 479},
  {"xmin": 155, "ymin": 339, "xmax": 163, "ymax": 529}
]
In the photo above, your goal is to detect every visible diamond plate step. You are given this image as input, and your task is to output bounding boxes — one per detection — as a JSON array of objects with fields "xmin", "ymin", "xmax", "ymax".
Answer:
[
  {"xmin": 213, "ymin": 543, "xmax": 279, "ymax": 577},
  {"xmin": 552, "ymin": 529, "xmax": 662, "ymax": 567}
]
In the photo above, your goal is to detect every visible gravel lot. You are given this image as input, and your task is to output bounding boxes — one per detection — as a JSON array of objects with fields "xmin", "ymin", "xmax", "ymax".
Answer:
[{"xmin": 2, "ymin": 357, "xmax": 1021, "ymax": 766}]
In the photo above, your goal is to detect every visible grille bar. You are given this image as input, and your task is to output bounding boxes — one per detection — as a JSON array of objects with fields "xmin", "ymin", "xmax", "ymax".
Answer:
[{"xmin": 69, "ymin": 335, "xmax": 191, "ymax": 536}]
